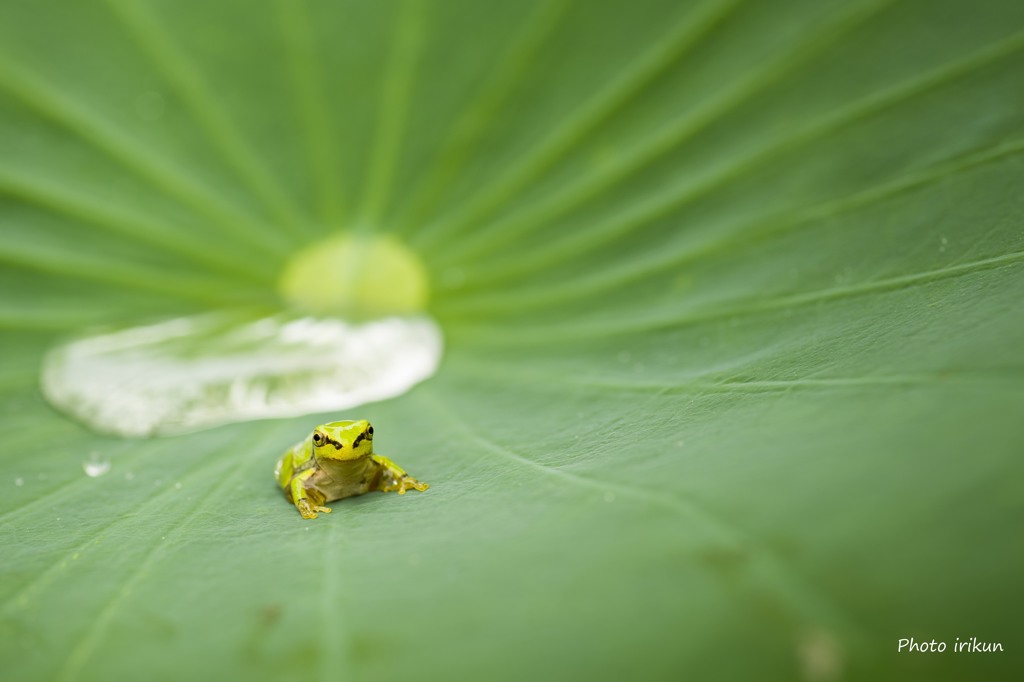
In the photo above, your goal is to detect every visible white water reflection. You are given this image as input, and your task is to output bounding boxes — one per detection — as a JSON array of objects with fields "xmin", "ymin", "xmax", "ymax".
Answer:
[
  {"xmin": 82, "ymin": 452, "xmax": 112, "ymax": 477},
  {"xmin": 41, "ymin": 313, "xmax": 443, "ymax": 437}
]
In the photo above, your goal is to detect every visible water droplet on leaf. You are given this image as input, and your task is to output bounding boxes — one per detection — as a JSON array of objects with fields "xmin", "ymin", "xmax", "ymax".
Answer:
[
  {"xmin": 42, "ymin": 312, "xmax": 442, "ymax": 437},
  {"xmin": 83, "ymin": 453, "xmax": 111, "ymax": 478}
]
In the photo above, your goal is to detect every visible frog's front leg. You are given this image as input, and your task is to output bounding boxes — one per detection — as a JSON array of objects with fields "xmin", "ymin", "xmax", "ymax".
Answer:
[
  {"xmin": 372, "ymin": 454, "xmax": 428, "ymax": 495},
  {"xmin": 289, "ymin": 469, "xmax": 333, "ymax": 519}
]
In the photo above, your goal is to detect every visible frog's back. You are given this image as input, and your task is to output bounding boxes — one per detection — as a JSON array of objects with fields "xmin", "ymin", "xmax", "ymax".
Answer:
[{"xmin": 274, "ymin": 434, "xmax": 315, "ymax": 489}]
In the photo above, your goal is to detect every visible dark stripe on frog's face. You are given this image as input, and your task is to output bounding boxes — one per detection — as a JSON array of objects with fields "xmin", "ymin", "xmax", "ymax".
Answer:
[{"xmin": 312, "ymin": 430, "xmax": 345, "ymax": 450}]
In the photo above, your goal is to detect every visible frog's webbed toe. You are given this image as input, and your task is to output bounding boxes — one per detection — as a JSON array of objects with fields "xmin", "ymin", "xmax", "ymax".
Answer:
[
  {"xmin": 399, "ymin": 476, "xmax": 429, "ymax": 494},
  {"xmin": 371, "ymin": 454, "xmax": 428, "ymax": 496},
  {"xmin": 297, "ymin": 498, "xmax": 332, "ymax": 519},
  {"xmin": 383, "ymin": 474, "xmax": 428, "ymax": 495}
]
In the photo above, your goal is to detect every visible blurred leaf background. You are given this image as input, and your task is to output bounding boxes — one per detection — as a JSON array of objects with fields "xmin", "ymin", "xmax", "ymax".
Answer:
[{"xmin": 2, "ymin": 0, "xmax": 1023, "ymax": 680}]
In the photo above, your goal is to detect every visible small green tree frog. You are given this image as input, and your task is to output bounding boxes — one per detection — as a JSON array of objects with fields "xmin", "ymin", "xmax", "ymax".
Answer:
[{"xmin": 274, "ymin": 419, "xmax": 428, "ymax": 519}]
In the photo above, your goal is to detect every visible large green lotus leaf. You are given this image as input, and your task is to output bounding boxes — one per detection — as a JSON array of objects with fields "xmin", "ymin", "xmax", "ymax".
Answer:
[{"xmin": 2, "ymin": 0, "xmax": 1023, "ymax": 680}]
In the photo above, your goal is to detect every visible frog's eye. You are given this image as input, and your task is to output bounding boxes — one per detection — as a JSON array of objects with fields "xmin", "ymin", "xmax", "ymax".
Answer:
[
  {"xmin": 367, "ymin": 426, "xmax": 374, "ymax": 437},
  {"xmin": 312, "ymin": 432, "xmax": 324, "ymax": 446}
]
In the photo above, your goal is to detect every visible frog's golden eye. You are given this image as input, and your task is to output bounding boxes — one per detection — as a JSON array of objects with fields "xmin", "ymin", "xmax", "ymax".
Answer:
[
  {"xmin": 312, "ymin": 432, "xmax": 324, "ymax": 446},
  {"xmin": 367, "ymin": 426, "xmax": 374, "ymax": 438}
]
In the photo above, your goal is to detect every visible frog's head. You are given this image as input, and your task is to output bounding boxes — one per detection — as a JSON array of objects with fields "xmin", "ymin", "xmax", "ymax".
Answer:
[{"xmin": 311, "ymin": 420, "xmax": 374, "ymax": 461}]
